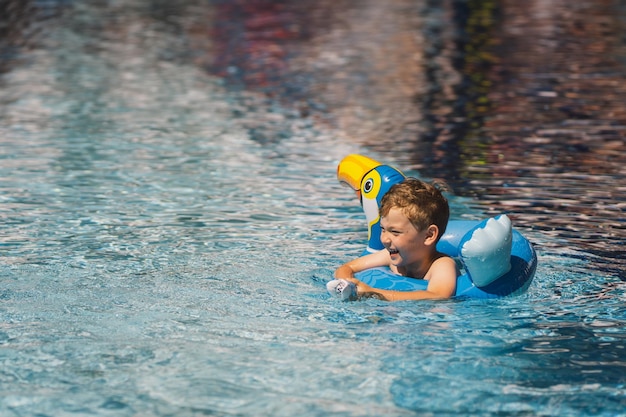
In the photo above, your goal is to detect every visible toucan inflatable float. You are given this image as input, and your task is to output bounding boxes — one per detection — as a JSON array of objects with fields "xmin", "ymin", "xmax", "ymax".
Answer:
[{"xmin": 327, "ymin": 154, "xmax": 537, "ymax": 300}]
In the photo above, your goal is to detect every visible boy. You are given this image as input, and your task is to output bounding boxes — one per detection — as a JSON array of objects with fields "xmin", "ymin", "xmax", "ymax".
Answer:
[{"xmin": 333, "ymin": 178, "xmax": 458, "ymax": 301}]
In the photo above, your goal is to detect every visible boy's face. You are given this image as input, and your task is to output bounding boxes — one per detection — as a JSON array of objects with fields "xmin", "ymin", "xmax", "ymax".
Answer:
[{"xmin": 380, "ymin": 207, "xmax": 432, "ymax": 269}]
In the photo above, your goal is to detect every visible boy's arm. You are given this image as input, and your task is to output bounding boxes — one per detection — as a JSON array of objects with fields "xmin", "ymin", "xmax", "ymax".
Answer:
[
  {"xmin": 334, "ymin": 250, "xmax": 390, "ymax": 279},
  {"xmin": 353, "ymin": 257, "xmax": 458, "ymax": 301}
]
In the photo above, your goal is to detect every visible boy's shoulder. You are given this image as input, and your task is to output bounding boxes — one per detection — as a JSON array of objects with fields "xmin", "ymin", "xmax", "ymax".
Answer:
[{"xmin": 427, "ymin": 253, "xmax": 459, "ymax": 277}]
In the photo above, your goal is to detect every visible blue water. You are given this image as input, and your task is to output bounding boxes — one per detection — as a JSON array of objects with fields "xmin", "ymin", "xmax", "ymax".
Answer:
[{"xmin": 1, "ymin": 2, "xmax": 625, "ymax": 416}]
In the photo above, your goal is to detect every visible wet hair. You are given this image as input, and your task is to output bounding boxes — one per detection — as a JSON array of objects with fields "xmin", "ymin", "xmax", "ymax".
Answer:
[{"xmin": 379, "ymin": 178, "xmax": 450, "ymax": 240}]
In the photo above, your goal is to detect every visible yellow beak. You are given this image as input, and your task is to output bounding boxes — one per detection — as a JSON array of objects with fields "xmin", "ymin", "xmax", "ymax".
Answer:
[{"xmin": 336, "ymin": 154, "xmax": 383, "ymax": 190}]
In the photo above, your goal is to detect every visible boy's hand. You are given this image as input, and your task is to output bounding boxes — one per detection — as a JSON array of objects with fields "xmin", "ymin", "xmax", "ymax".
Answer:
[
  {"xmin": 326, "ymin": 279, "xmax": 357, "ymax": 301},
  {"xmin": 343, "ymin": 278, "xmax": 379, "ymax": 299}
]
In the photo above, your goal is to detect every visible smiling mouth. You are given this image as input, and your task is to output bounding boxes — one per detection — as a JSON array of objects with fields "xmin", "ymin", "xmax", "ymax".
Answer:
[{"xmin": 388, "ymin": 248, "xmax": 399, "ymax": 255}]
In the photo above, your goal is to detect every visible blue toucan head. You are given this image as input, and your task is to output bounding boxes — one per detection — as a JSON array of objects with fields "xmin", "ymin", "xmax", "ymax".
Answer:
[{"xmin": 337, "ymin": 154, "xmax": 406, "ymax": 252}]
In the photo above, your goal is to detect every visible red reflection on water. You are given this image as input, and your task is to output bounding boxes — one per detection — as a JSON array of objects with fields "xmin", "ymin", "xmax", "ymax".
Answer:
[{"xmin": 209, "ymin": 1, "xmax": 311, "ymax": 92}]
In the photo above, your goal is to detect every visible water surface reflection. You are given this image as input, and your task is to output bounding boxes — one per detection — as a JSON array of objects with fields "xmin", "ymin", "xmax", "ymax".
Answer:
[
  {"xmin": 1, "ymin": 1, "xmax": 625, "ymax": 277},
  {"xmin": 205, "ymin": 0, "xmax": 626, "ymax": 278},
  {"xmin": 1, "ymin": 1, "xmax": 625, "ymax": 416},
  {"xmin": 0, "ymin": 0, "xmax": 626, "ymax": 270}
]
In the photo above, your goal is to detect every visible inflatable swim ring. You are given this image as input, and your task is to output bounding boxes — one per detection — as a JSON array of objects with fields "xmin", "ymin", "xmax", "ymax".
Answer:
[{"xmin": 328, "ymin": 154, "xmax": 537, "ymax": 300}]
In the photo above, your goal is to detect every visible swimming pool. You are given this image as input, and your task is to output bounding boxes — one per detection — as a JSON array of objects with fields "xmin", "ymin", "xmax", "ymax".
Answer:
[{"xmin": 1, "ymin": 2, "xmax": 625, "ymax": 416}]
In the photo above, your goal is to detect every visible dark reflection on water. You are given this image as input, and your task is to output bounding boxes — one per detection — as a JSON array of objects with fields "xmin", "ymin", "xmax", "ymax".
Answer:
[
  {"xmin": 204, "ymin": 0, "xmax": 626, "ymax": 279},
  {"xmin": 506, "ymin": 320, "xmax": 626, "ymax": 387},
  {"xmin": 439, "ymin": 0, "xmax": 626, "ymax": 280}
]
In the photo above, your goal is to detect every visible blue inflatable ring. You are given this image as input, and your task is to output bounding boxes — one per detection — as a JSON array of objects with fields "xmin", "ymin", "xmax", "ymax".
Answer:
[{"xmin": 336, "ymin": 154, "xmax": 537, "ymax": 299}]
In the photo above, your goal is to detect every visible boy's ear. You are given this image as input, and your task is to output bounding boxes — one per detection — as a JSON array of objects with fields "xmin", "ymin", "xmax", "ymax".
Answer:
[{"xmin": 424, "ymin": 225, "xmax": 439, "ymax": 245}]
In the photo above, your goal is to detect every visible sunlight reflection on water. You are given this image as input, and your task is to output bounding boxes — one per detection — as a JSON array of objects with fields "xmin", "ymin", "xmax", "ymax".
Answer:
[{"xmin": 0, "ymin": 1, "xmax": 625, "ymax": 417}]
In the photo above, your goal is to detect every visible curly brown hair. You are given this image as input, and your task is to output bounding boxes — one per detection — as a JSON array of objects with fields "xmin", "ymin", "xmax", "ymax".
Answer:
[{"xmin": 379, "ymin": 178, "xmax": 450, "ymax": 240}]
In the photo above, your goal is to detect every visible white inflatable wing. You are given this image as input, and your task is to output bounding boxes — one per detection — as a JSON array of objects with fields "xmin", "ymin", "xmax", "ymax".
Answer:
[{"xmin": 460, "ymin": 215, "xmax": 513, "ymax": 288}]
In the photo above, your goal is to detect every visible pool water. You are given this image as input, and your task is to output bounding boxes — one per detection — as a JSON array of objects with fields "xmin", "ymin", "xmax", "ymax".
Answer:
[{"xmin": 1, "ymin": 1, "xmax": 625, "ymax": 416}]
